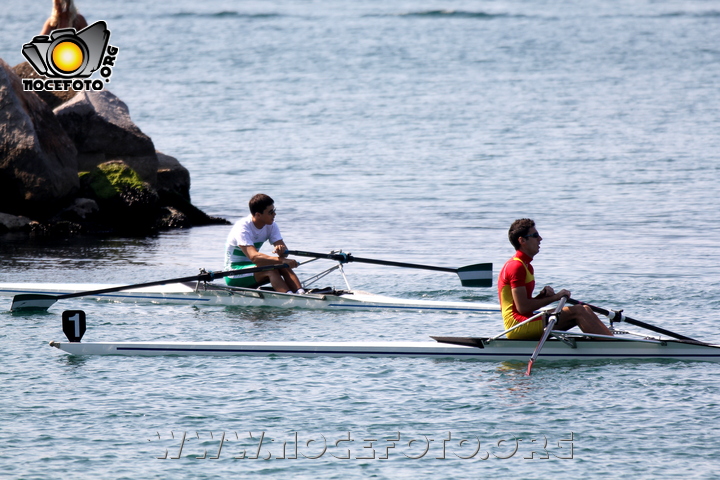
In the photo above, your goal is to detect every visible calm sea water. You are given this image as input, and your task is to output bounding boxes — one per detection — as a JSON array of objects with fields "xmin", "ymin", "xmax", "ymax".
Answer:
[{"xmin": 1, "ymin": 1, "xmax": 720, "ymax": 478}]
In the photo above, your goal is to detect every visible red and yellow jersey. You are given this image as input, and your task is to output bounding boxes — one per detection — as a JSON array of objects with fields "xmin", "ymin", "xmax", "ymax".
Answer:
[{"xmin": 498, "ymin": 251, "xmax": 535, "ymax": 329}]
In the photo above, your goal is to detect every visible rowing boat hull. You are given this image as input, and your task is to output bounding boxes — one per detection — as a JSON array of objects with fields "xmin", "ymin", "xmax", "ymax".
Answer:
[
  {"xmin": 49, "ymin": 337, "xmax": 720, "ymax": 362},
  {"xmin": 0, "ymin": 282, "xmax": 499, "ymax": 313}
]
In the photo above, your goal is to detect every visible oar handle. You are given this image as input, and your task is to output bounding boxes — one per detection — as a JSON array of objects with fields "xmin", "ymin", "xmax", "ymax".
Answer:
[
  {"xmin": 54, "ymin": 264, "xmax": 289, "ymax": 300},
  {"xmin": 567, "ymin": 298, "xmax": 701, "ymax": 343},
  {"xmin": 287, "ymin": 250, "xmax": 351, "ymax": 263}
]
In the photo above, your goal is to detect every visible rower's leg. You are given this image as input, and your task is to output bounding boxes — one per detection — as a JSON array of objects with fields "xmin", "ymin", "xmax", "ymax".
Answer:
[
  {"xmin": 557, "ymin": 305, "xmax": 614, "ymax": 336},
  {"xmin": 255, "ymin": 270, "xmax": 291, "ymax": 293},
  {"xmin": 280, "ymin": 267, "xmax": 303, "ymax": 293},
  {"xmin": 255, "ymin": 268, "xmax": 303, "ymax": 293}
]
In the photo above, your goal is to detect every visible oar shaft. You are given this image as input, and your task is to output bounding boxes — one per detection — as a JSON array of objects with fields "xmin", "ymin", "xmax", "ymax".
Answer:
[
  {"xmin": 286, "ymin": 250, "xmax": 492, "ymax": 287},
  {"xmin": 567, "ymin": 298, "xmax": 700, "ymax": 343},
  {"xmin": 526, "ymin": 296, "xmax": 567, "ymax": 375},
  {"xmin": 526, "ymin": 317, "xmax": 557, "ymax": 375},
  {"xmin": 286, "ymin": 250, "xmax": 457, "ymax": 272},
  {"xmin": 348, "ymin": 256, "xmax": 457, "ymax": 272},
  {"xmin": 54, "ymin": 264, "xmax": 288, "ymax": 300}
]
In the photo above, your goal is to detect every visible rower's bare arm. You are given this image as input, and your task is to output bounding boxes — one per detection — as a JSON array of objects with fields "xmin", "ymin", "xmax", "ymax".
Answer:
[
  {"xmin": 240, "ymin": 245, "xmax": 281, "ymax": 265},
  {"xmin": 272, "ymin": 241, "xmax": 299, "ymax": 268},
  {"xmin": 241, "ymin": 244, "xmax": 298, "ymax": 268},
  {"xmin": 272, "ymin": 240, "xmax": 289, "ymax": 257},
  {"xmin": 512, "ymin": 286, "xmax": 568, "ymax": 316}
]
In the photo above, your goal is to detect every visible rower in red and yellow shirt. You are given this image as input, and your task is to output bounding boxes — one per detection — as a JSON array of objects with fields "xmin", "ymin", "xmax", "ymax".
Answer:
[
  {"xmin": 498, "ymin": 250, "xmax": 546, "ymax": 339},
  {"xmin": 498, "ymin": 219, "xmax": 613, "ymax": 340}
]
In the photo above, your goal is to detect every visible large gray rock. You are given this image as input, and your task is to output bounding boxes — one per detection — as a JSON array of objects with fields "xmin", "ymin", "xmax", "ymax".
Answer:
[
  {"xmin": 52, "ymin": 198, "xmax": 100, "ymax": 223},
  {"xmin": 0, "ymin": 58, "xmax": 79, "ymax": 216},
  {"xmin": 2, "ymin": 58, "xmax": 226, "ymax": 236},
  {"xmin": 157, "ymin": 151, "xmax": 190, "ymax": 201},
  {"xmin": 12, "ymin": 61, "xmax": 77, "ymax": 110},
  {"xmin": 54, "ymin": 90, "xmax": 158, "ymax": 184},
  {"xmin": 0, "ymin": 212, "xmax": 32, "ymax": 232},
  {"xmin": 54, "ymin": 90, "xmax": 155, "ymax": 156}
]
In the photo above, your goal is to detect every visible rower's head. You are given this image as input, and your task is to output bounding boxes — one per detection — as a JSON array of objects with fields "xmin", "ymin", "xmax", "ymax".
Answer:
[
  {"xmin": 250, "ymin": 193, "xmax": 274, "ymax": 215},
  {"xmin": 509, "ymin": 218, "xmax": 542, "ymax": 254},
  {"xmin": 250, "ymin": 193, "xmax": 277, "ymax": 225}
]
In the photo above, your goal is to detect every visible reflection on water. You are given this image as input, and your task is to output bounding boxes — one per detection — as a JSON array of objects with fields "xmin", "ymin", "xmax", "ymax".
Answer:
[
  {"xmin": 56, "ymin": 353, "xmax": 92, "ymax": 368},
  {"xmin": 0, "ymin": 227, "xmax": 230, "ymax": 286},
  {"xmin": 486, "ymin": 362, "xmax": 537, "ymax": 400},
  {"xmin": 223, "ymin": 306, "xmax": 299, "ymax": 325},
  {"xmin": 7, "ymin": 308, "xmax": 56, "ymax": 319},
  {"xmin": 0, "ymin": 233, "xmax": 159, "ymax": 271}
]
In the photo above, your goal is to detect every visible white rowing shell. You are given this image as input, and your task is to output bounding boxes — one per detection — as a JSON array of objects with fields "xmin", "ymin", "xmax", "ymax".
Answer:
[
  {"xmin": 49, "ymin": 337, "xmax": 720, "ymax": 361},
  {"xmin": 0, "ymin": 282, "xmax": 500, "ymax": 313}
]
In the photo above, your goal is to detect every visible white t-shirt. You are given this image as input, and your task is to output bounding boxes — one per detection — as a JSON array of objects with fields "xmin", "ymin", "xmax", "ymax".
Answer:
[{"xmin": 224, "ymin": 215, "xmax": 283, "ymax": 275}]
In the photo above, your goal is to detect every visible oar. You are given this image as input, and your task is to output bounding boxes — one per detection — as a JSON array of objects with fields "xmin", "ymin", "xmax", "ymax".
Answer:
[
  {"xmin": 526, "ymin": 296, "xmax": 568, "ymax": 375},
  {"xmin": 286, "ymin": 250, "xmax": 492, "ymax": 287},
  {"xmin": 10, "ymin": 264, "xmax": 289, "ymax": 312},
  {"xmin": 566, "ymin": 298, "xmax": 702, "ymax": 343}
]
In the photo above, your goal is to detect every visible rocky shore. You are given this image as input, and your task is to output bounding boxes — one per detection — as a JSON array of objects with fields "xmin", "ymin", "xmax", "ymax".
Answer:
[{"xmin": 0, "ymin": 58, "xmax": 229, "ymax": 236}]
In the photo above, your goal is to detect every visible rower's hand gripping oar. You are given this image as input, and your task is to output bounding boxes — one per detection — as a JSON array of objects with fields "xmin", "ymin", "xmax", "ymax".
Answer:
[
  {"xmin": 10, "ymin": 264, "xmax": 290, "ymax": 312},
  {"xmin": 526, "ymin": 296, "xmax": 568, "ymax": 375},
  {"xmin": 566, "ymin": 298, "xmax": 703, "ymax": 344},
  {"xmin": 286, "ymin": 250, "xmax": 492, "ymax": 287}
]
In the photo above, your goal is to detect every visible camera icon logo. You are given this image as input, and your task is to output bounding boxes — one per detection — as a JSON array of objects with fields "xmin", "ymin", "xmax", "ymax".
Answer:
[{"xmin": 22, "ymin": 21, "xmax": 110, "ymax": 78}]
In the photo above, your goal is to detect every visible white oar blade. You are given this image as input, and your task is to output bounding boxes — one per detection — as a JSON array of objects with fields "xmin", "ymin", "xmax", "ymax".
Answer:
[
  {"xmin": 457, "ymin": 263, "xmax": 492, "ymax": 287},
  {"xmin": 11, "ymin": 294, "xmax": 58, "ymax": 312}
]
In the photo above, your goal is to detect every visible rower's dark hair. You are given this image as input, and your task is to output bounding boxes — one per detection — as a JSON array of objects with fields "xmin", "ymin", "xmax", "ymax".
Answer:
[
  {"xmin": 508, "ymin": 218, "xmax": 535, "ymax": 250},
  {"xmin": 249, "ymin": 193, "xmax": 274, "ymax": 215}
]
